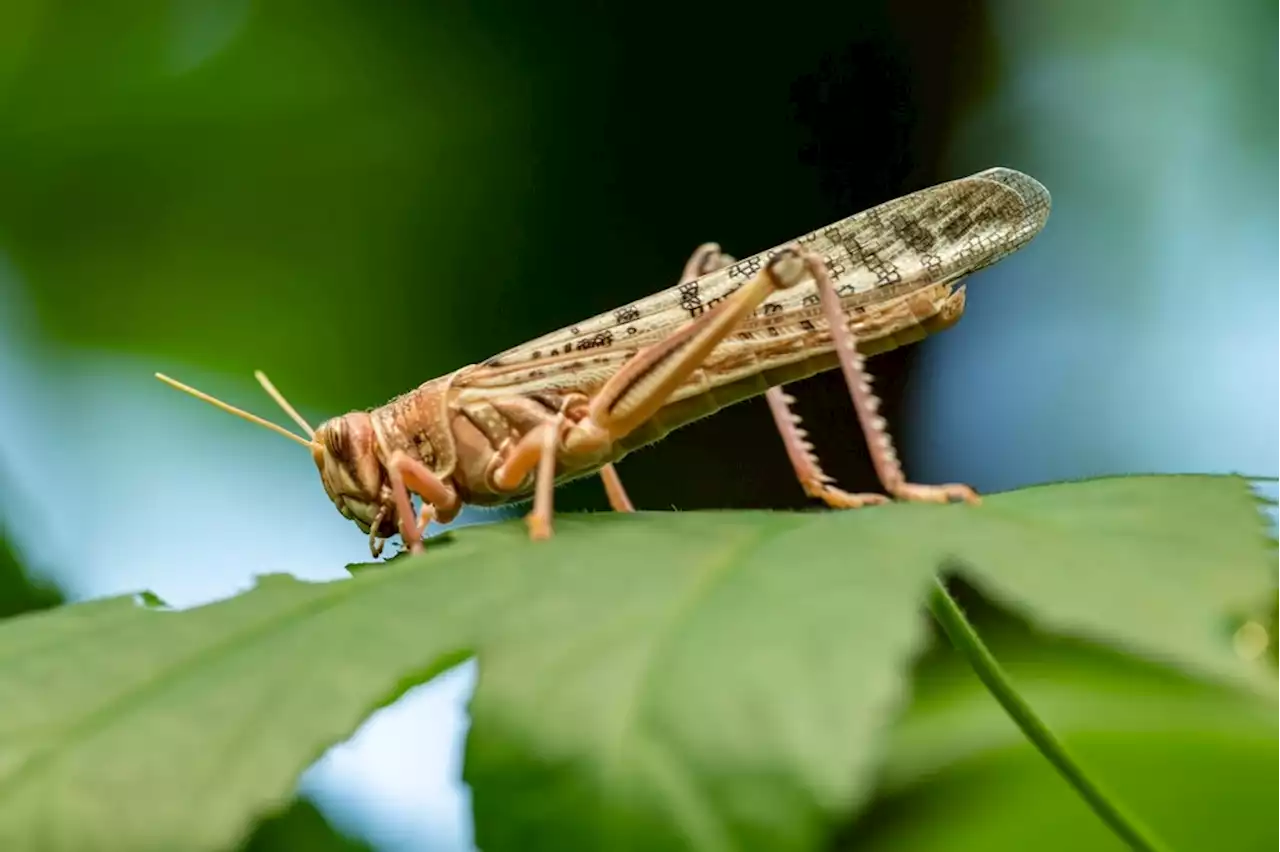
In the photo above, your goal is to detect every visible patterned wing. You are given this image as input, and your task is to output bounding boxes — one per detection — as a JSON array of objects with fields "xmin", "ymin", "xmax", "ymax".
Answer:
[{"xmin": 461, "ymin": 167, "xmax": 1049, "ymax": 397}]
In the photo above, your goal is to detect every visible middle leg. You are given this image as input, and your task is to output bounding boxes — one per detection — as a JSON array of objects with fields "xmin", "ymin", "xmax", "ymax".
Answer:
[
  {"xmin": 502, "ymin": 249, "xmax": 813, "ymax": 540},
  {"xmin": 592, "ymin": 241, "xmax": 739, "ymax": 514}
]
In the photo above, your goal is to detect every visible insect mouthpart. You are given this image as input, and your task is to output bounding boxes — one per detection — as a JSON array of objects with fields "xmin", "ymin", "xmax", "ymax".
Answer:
[{"xmin": 337, "ymin": 497, "xmax": 381, "ymax": 533}]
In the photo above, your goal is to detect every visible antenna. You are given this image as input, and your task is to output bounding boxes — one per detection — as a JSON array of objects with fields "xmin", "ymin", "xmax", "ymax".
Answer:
[
  {"xmin": 155, "ymin": 373, "xmax": 319, "ymax": 450},
  {"xmin": 254, "ymin": 370, "xmax": 316, "ymax": 438}
]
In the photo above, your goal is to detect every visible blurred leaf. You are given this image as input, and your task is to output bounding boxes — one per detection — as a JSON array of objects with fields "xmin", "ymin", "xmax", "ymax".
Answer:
[
  {"xmin": 237, "ymin": 797, "xmax": 373, "ymax": 852},
  {"xmin": 837, "ymin": 596, "xmax": 1277, "ymax": 851},
  {"xmin": 0, "ymin": 462, "xmax": 65, "ymax": 618},
  {"xmin": 0, "ymin": 1, "xmax": 546, "ymax": 410},
  {"xmin": 0, "ymin": 522, "xmax": 62, "ymax": 620},
  {"xmin": 0, "ymin": 2, "xmax": 963, "ymax": 429},
  {"xmin": 0, "ymin": 0, "xmax": 48, "ymax": 100},
  {"xmin": 0, "ymin": 475, "xmax": 1272, "ymax": 852},
  {"xmin": 0, "ymin": 568, "xmax": 487, "ymax": 852}
]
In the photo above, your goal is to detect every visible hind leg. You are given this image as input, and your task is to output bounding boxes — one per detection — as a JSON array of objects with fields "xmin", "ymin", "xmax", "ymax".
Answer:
[{"xmin": 767, "ymin": 255, "xmax": 979, "ymax": 507}]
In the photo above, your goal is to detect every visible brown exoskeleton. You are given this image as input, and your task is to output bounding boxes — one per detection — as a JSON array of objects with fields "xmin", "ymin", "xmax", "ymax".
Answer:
[{"xmin": 157, "ymin": 167, "xmax": 1050, "ymax": 557}]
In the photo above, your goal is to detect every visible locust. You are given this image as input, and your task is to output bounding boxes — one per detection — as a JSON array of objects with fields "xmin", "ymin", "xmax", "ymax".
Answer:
[{"xmin": 157, "ymin": 166, "xmax": 1050, "ymax": 558}]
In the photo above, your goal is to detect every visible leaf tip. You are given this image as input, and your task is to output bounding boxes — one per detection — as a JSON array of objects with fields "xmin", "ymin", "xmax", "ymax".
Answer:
[{"xmin": 133, "ymin": 590, "xmax": 169, "ymax": 609}]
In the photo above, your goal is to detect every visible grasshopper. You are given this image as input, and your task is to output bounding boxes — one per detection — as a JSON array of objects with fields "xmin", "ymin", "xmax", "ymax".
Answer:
[{"xmin": 157, "ymin": 167, "xmax": 1050, "ymax": 558}]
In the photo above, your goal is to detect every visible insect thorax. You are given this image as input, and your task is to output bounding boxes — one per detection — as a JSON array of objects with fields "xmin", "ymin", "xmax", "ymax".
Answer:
[{"xmin": 368, "ymin": 377, "xmax": 460, "ymax": 481}]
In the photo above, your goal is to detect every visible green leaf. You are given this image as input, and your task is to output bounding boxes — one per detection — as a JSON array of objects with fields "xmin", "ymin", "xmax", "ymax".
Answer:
[
  {"xmin": 237, "ymin": 797, "xmax": 374, "ymax": 852},
  {"xmin": 0, "ymin": 511, "xmax": 940, "ymax": 852},
  {"xmin": 463, "ymin": 512, "xmax": 940, "ymax": 852},
  {"xmin": 0, "ymin": 569, "xmax": 491, "ymax": 852},
  {"xmin": 0, "ymin": 475, "xmax": 1272, "ymax": 852},
  {"xmin": 0, "ymin": 526, "xmax": 63, "ymax": 620},
  {"xmin": 936, "ymin": 474, "xmax": 1277, "ymax": 691},
  {"xmin": 838, "ymin": 595, "xmax": 1278, "ymax": 851}
]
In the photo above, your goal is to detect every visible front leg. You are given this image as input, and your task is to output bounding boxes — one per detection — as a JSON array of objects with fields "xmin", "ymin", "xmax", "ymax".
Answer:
[{"xmin": 386, "ymin": 451, "xmax": 462, "ymax": 555}]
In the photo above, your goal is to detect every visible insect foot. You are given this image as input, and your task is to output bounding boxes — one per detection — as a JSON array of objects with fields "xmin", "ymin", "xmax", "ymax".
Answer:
[{"xmin": 891, "ymin": 482, "xmax": 982, "ymax": 506}]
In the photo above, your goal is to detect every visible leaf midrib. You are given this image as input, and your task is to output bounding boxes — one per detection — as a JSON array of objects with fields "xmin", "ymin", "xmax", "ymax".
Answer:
[{"xmin": 598, "ymin": 520, "xmax": 784, "ymax": 850}]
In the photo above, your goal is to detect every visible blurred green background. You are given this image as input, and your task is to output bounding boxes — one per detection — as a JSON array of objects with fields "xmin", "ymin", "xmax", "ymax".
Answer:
[{"xmin": 1, "ymin": 1, "xmax": 1275, "ymax": 850}]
